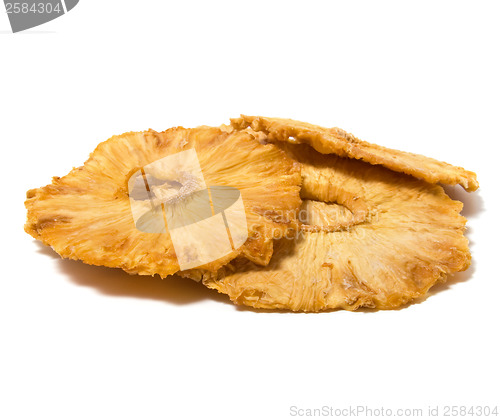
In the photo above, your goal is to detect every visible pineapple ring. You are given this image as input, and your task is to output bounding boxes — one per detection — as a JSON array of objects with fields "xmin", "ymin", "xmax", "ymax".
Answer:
[
  {"xmin": 203, "ymin": 142, "xmax": 472, "ymax": 311},
  {"xmin": 232, "ymin": 115, "xmax": 479, "ymax": 191},
  {"xmin": 25, "ymin": 126, "xmax": 302, "ymax": 278}
]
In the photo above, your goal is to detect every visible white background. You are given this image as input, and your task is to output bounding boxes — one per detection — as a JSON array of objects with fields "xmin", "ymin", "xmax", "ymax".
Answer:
[{"xmin": 1, "ymin": 1, "xmax": 499, "ymax": 419}]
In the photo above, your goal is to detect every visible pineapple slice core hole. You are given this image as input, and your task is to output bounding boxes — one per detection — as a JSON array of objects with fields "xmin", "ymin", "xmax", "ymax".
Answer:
[
  {"xmin": 299, "ymin": 198, "xmax": 368, "ymax": 233},
  {"xmin": 130, "ymin": 171, "xmax": 203, "ymax": 208}
]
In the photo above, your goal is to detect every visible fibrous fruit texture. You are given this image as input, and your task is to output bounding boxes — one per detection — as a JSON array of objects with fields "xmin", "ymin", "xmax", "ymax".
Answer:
[
  {"xmin": 25, "ymin": 126, "xmax": 302, "ymax": 278},
  {"xmin": 25, "ymin": 117, "xmax": 478, "ymax": 311},
  {"xmin": 203, "ymin": 141, "xmax": 471, "ymax": 311},
  {"xmin": 231, "ymin": 116, "xmax": 478, "ymax": 192}
]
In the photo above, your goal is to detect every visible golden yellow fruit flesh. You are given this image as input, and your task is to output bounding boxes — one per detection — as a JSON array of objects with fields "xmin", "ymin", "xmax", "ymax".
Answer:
[
  {"xmin": 25, "ymin": 126, "xmax": 302, "ymax": 278},
  {"xmin": 202, "ymin": 142, "xmax": 472, "ymax": 311},
  {"xmin": 232, "ymin": 116, "xmax": 479, "ymax": 192},
  {"xmin": 25, "ymin": 117, "xmax": 477, "ymax": 312}
]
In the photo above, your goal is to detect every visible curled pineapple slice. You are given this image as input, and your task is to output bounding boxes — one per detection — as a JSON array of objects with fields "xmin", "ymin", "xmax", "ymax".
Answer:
[
  {"xmin": 202, "ymin": 142, "xmax": 472, "ymax": 311},
  {"xmin": 25, "ymin": 126, "xmax": 302, "ymax": 278},
  {"xmin": 232, "ymin": 115, "xmax": 479, "ymax": 191}
]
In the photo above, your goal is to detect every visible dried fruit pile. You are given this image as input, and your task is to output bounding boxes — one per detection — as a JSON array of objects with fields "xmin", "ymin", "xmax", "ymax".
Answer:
[{"xmin": 25, "ymin": 116, "xmax": 478, "ymax": 311}]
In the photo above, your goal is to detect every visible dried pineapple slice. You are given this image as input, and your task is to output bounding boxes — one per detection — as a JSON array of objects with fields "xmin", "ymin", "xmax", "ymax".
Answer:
[
  {"xmin": 231, "ymin": 116, "xmax": 479, "ymax": 191},
  {"xmin": 202, "ymin": 143, "xmax": 472, "ymax": 311},
  {"xmin": 25, "ymin": 126, "xmax": 302, "ymax": 278}
]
